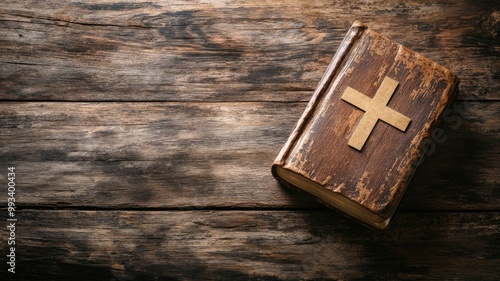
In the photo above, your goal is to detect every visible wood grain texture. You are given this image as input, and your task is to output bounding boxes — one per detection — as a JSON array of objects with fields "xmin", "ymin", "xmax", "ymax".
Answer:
[
  {"xmin": 1, "ymin": 0, "xmax": 498, "ymax": 101},
  {"xmin": 2, "ymin": 210, "xmax": 498, "ymax": 280},
  {"xmin": 0, "ymin": 0, "xmax": 498, "ymax": 279},
  {"xmin": 0, "ymin": 102, "xmax": 498, "ymax": 210}
]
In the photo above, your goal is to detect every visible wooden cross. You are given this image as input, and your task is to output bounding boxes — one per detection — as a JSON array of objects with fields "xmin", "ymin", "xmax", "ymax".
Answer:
[{"xmin": 341, "ymin": 76, "xmax": 411, "ymax": 151}]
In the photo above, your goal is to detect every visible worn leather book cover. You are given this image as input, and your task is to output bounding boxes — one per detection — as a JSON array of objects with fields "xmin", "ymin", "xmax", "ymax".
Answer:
[{"xmin": 271, "ymin": 21, "xmax": 459, "ymax": 229}]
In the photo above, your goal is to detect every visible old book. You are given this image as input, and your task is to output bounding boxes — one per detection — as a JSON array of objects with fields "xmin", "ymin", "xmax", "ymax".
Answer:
[{"xmin": 271, "ymin": 21, "xmax": 459, "ymax": 229}]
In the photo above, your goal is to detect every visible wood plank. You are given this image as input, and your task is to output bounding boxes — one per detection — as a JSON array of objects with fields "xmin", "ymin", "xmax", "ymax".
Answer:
[
  {"xmin": 1, "ymin": 101, "xmax": 498, "ymax": 210},
  {"xmin": 2, "ymin": 210, "xmax": 499, "ymax": 280},
  {"xmin": 1, "ymin": 0, "xmax": 498, "ymax": 101}
]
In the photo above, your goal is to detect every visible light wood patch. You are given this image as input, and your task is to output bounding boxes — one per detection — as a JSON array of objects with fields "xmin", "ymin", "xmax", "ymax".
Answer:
[{"xmin": 341, "ymin": 77, "xmax": 411, "ymax": 150}]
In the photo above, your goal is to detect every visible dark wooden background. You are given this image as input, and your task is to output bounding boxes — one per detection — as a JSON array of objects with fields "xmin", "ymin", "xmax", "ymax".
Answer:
[{"xmin": 1, "ymin": 0, "xmax": 499, "ymax": 280}]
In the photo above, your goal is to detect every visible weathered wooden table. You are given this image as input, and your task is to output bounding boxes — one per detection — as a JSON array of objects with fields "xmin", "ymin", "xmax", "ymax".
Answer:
[{"xmin": 1, "ymin": 1, "xmax": 499, "ymax": 280}]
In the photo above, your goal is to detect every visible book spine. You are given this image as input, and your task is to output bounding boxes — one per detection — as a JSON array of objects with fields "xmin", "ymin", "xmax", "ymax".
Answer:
[{"xmin": 272, "ymin": 21, "xmax": 367, "ymax": 177}]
